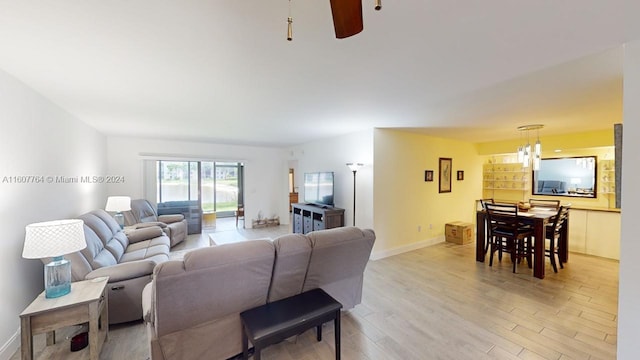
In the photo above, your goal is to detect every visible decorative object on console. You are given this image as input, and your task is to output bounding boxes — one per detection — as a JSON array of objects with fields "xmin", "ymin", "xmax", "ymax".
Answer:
[
  {"xmin": 346, "ymin": 162, "xmax": 364, "ymax": 226},
  {"xmin": 22, "ymin": 219, "xmax": 87, "ymax": 298},
  {"xmin": 105, "ymin": 196, "xmax": 131, "ymax": 229},
  {"xmin": 516, "ymin": 124, "xmax": 543, "ymax": 171}
]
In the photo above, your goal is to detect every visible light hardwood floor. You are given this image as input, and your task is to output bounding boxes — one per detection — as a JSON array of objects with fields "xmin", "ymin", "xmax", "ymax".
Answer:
[{"xmin": 13, "ymin": 220, "xmax": 618, "ymax": 359}]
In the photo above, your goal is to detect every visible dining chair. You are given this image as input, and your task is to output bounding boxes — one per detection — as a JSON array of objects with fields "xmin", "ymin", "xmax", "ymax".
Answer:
[
  {"xmin": 485, "ymin": 203, "xmax": 534, "ymax": 273},
  {"xmin": 529, "ymin": 198, "xmax": 560, "ymax": 210},
  {"xmin": 545, "ymin": 205, "xmax": 570, "ymax": 273},
  {"xmin": 480, "ymin": 198, "xmax": 495, "ymax": 254},
  {"xmin": 235, "ymin": 204, "xmax": 245, "ymax": 228}
]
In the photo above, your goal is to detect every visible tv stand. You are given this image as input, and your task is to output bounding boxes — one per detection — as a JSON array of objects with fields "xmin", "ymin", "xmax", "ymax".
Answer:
[{"xmin": 291, "ymin": 203, "xmax": 345, "ymax": 234}]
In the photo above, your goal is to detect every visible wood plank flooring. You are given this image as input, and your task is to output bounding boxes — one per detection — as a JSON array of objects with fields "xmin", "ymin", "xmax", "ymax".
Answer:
[{"xmin": 12, "ymin": 222, "xmax": 618, "ymax": 359}]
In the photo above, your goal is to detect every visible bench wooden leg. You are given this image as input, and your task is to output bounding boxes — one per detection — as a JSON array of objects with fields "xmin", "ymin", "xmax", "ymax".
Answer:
[{"xmin": 334, "ymin": 312, "xmax": 341, "ymax": 360}]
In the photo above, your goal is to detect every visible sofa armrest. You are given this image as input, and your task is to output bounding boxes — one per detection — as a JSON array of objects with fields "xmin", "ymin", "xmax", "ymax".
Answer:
[
  {"xmin": 126, "ymin": 226, "xmax": 165, "ymax": 243},
  {"xmin": 142, "ymin": 282, "xmax": 154, "ymax": 323},
  {"xmin": 85, "ymin": 260, "xmax": 156, "ymax": 283},
  {"xmin": 134, "ymin": 221, "xmax": 167, "ymax": 229},
  {"xmin": 158, "ymin": 214, "xmax": 184, "ymax": 224}
]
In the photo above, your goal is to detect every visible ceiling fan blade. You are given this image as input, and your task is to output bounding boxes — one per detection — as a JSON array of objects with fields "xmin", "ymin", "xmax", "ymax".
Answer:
[{"xmin": 329, "ymin": 0, "xmax": 363, "ymax": 39}]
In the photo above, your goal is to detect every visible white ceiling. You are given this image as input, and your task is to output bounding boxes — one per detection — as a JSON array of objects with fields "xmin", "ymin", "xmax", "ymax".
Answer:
[{"xmin": 0, "ymin": 1, "xmax": 638, "ymax": 147}]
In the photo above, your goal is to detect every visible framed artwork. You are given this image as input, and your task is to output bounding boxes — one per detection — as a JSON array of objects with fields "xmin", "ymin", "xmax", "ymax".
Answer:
[
  {"xmin": 439, "ymin": 158, "xmax": 452, "ymax": 193},
  {"xmin": 424, "ymin": 170, "xmax": 434, "ymax": 182},
  {"xmin": 457, "ymin": 170, "xmax": 464, "ymax": 181}
]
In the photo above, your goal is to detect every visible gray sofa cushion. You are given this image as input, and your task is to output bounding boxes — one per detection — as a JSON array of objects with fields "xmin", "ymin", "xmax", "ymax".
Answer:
[
  {"xmin": 303, "ymin": 227, "xmax": 376, "ymax": 309},
  {"xmin": 153, "ymin": 240, "xmax": 275, "ymax": 338},
  {"xmin": 268, "ymin": 233, "xmax": 312, "ymax": 302}
]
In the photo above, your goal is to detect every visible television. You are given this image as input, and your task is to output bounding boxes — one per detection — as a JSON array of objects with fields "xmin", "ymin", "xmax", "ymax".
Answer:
[{"xmin": 303, "ymin": 172, "xmax": 334, "ymax": 206}]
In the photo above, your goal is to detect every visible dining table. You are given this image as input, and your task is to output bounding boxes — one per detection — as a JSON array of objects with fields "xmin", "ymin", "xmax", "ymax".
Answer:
[{"xmin": 476, "ymin": 206, "xmax": 569, "ymax": 279}]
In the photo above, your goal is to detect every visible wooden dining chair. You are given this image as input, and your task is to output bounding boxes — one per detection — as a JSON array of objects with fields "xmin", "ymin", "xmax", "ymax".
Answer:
[
  {"xmin": 529, "ymin": 198, "xmax": 560, "ymax": 210},
  {"xmin": 545, "ymin": 205, "xmax": 570, "ymax": 273},
  {"xmin": 235, "ymin": 204, "xmax": 245, "ymax": 228},
  {"xmin": 485, "ymin": 203, "xmax": 534, "ymax": 273},
  {"xmin": 480, "ymin": 198, "xmax": 495, "ymax": 254}
]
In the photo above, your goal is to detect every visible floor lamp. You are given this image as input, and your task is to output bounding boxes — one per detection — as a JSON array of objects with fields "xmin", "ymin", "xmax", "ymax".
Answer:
[{"xmin": 346, "ymin": 163, "xmax": 363, "ymax": 226}]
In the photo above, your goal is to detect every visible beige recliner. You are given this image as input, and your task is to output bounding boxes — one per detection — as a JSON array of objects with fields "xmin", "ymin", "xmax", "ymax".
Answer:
[
  {"xmin": 124, "ymin": 199, "xmax": 188, "ymax": 247},
  {"xmin": 143, "ymin": 227, "xmax": 375, "ymax": 360}
]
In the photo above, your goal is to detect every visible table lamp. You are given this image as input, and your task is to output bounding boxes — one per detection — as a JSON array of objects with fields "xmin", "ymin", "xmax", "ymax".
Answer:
[
  {"xmin": 105, "ymin": 196, "xmax": 131, "ymax": 229},
  {"xmin": 23, "ymin": 219, "xmax": 87, "ymax": 298}
]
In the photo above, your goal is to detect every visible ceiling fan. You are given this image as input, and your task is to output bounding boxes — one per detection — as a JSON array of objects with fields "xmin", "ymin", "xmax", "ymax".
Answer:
[{"xmin": 329, "ymin": 0, "xmax": 381, "ymax": 39}]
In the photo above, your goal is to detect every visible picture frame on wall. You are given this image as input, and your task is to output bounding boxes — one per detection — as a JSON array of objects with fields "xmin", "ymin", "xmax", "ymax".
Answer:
[
  {"xmin": 457, "ymin": 170, "xmax": 464, "ymax": 181},
  {"xmin": 425, "ymin": 170, "xmax": 434, "ymax": 182},
  {"xmin": 439, "ymin": 158, "xmax": 452, "ymax": 193}
]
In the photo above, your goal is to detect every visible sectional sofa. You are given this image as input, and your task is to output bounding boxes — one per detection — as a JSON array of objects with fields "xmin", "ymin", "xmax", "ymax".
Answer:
[
  {"xmin": 143, "ymin": 226, "xmax": 376, "ymax": 360},
  {"xmin": 67, "ymin": 209, "xmax": 171, "ymax": 324}
]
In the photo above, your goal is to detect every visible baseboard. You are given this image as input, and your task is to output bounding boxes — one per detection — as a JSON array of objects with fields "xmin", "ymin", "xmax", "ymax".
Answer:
[
  {"xmin": 0, "ymin": 328, "xmax": 19, "ymax": 360},
  {"xmin": 370, "ymin": 235, "xmax": 445, "ymax": 260}
]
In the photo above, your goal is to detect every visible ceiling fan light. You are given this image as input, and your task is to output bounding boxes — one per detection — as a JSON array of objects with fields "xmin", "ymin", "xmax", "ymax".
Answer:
[{"xmin": 375, "ymin": 0, "xmax": 381, "ymax": 10}]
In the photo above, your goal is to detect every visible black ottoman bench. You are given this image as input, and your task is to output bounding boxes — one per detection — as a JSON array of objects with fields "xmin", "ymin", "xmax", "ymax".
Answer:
[{"xmin": 239, "ymin": 288, "xmax": 342, "ymax": 360}]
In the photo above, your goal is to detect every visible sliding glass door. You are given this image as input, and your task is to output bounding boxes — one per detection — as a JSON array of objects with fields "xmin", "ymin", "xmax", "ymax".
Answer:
[
  {"xmin": 156, "ymin": 161, "xmax": 202, "ymax": 233},
  {"xmin": 201, "ymin": 162, "xmax": 244, "ymax": 218}
]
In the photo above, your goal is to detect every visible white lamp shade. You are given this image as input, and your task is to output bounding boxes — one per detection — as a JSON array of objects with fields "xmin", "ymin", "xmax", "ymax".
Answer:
[
  {"xmin": 23, "ymin": 219, "xmax": 87, "ymax": 259},
  {"xmin": 105, "ymin": 196, "xmax": 131, "ymax": 212}
]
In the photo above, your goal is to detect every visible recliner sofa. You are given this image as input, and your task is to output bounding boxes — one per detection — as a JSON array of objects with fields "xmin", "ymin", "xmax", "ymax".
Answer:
[
  {"xmin": 536, "ymin": 180, "xmax": 567, "ymax": 194},
  {"xmin": 124, "ymin": 199, "xmax": 188, "ymax": 247},
  {"xmin": 143, "ymin": 226, "xmax": 375, "ymax": 360},
  {"xmin": 65, "ymin": 209, "xmax": 170, "ymax": 324}
]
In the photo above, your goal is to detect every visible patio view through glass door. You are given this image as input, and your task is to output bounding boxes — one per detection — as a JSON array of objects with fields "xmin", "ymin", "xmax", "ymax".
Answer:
[
  {"xmin": 201, "ymin": 162, "xmax": 244, "ymax": 218},
  {"xmin": 156, "ymin": 161, "xmax": 202, "ymax": 233},
  {"xmin": 156, "ymin": 161, "xmax": 244, "ymax": 233}
]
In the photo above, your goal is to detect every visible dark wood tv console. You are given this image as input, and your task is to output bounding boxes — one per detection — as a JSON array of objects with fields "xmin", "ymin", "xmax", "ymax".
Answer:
[{"xmin": 291, "ymin": 203, "xmax": 345, "ymax": 234}]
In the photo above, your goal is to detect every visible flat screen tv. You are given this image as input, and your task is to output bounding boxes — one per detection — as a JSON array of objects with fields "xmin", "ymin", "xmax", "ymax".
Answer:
[{"xmin": 303, "ymin": 172, "xmax": 334, "ymax": 206}]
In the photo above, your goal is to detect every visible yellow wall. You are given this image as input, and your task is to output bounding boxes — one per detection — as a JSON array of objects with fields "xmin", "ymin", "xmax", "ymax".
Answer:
[
  {"xmin": 373, "ymin": 129, "xmax": 482, "ymax": 258},
  {"xmin": 371, "ymin": 128, "xmax": 618, "ymax": 259}
]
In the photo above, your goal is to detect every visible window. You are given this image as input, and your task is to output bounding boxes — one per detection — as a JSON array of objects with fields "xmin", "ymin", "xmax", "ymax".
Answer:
[{"xmin": 157, "ymin": 160, "xmax": 243, "ymax": 217}]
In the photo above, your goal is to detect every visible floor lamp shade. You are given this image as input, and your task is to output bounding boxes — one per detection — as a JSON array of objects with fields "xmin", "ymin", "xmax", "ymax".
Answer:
[
  {"xmin": 105, "ymin": 196, "xmax": 131, "ymax": 229},
  {"xmin": 23, "ymin": 219, "xmax": 87, "ymax": 298}
]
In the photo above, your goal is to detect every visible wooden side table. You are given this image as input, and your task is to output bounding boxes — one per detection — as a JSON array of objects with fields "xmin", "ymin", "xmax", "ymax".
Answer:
[{"xmin": 20, "ymin": 277, "xmax": 109, "ymax": 360}]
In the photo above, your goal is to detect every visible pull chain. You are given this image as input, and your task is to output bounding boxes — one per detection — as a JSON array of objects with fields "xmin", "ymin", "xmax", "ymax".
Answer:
[{"xmin": 287, "ymin": 0, "xmax": 293, "ymax": 41}]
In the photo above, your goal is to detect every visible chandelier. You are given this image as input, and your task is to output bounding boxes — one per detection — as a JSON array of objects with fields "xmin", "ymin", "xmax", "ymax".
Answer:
[{"xmin": 516, "ymin": 124, "xmax": 543, "ymax": 171}]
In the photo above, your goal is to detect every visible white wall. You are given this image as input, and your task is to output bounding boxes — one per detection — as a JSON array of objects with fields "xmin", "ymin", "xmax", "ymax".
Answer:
[
  {"xmin": 0, "ymin": 70, "xmax": 106, "ymax": 358},
  {"xmin": 106, "ymin": 137, "xmax": 290, "ymax": 226},
  {"xmin": 288, "ymin": 130, "xmax": 374, "ymax": 230},
  {"xmin": 617, "ymin": 40, "xmax": 640, "ymax": 358}
]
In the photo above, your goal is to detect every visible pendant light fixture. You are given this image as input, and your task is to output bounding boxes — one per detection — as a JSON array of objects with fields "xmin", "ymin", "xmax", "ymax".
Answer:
[
  {"xmin": 517, "ymin": 124, "xmax": 543, "ymax": 171},
  {"xmin": 375, "ymin": 0, "xmax": 382, "ymax": 10}
]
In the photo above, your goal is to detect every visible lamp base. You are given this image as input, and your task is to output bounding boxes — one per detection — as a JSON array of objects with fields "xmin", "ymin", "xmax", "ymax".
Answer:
[
  {"xmin": 45, "ymin": 256, "xmax": 72, "ymax": 298},
  {"xmin": 114, "ymin": 212, "xmax": 124, "ymax": 229}
]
